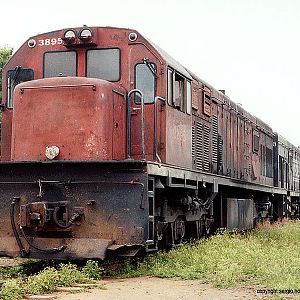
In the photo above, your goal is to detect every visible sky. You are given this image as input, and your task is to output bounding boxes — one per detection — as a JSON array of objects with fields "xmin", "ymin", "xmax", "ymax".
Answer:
[{"xmin": 1, "ymin": 0, "xmax": 300, "ymax": 145}]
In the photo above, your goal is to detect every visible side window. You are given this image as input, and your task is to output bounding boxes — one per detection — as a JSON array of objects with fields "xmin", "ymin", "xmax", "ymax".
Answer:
[
  {"xmin": 134, "ymin": 62, "xmax": 156, "ymax": 104},
  {"xmin": 6, "ymin": 68, "xmax": 34, "ymax": 108},
  {"xmin": 260, "ymin": 144, "xmax": 266, "ymax": 176},
  {"xmin": 253, "ymin": 131, "xmax": 259, "ymax": 153},
  {"xmin": 44, "ymin": 51, "xmax": 77, "ymax": 78},
  {"xmin": 167, "ymin": 68, "xmax": 173, "ymax": 105},
  {"xmin": 86, "ymin": 49, "xmax": 120, "ymax": 81},
  {"xmin": 174, "ymin": 73, "xmax": 184, "ymax": 110},
  {"xmin": 266, "ymin": 147, "xmax": 273, "ymax": 178},
  {"xmin": 167, "ymin": 68, "xmax": 191, "ymax": 113},
  {"xmin": 186, "ymin": 80, "xmax": 192, "ymax": 115}
]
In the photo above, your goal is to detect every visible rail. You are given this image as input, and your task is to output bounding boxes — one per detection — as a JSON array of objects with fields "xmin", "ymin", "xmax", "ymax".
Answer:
[
  {"xmin": 19, "ymin": 84, "xmax": 96, "ymax": 94},
  {"xmin": 154, "ymin": 96, "xmax": 165, "ymax": 164},
  {"xmin": 127, "ymin": 89, "xmax": 145, "ymax": 160}
]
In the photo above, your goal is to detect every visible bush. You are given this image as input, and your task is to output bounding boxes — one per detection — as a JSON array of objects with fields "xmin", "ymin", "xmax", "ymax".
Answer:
[
  {"xmin": 56, "ymin": 263, "xmax": 88, "ymax": 287},
  {"xmin": 82, "ymin": 260, "xmax": 103, "ymax": 280},
  {"xmin": 26, "ymin": 267, "xmax": 58, "ymax": 295},
  {"xmin": 0, "ymin": 280, "xmax": 23, "ymax": 300},
  {"xmin": 26, "ymin": 263, "xmax": 92, "ymax": 295}
]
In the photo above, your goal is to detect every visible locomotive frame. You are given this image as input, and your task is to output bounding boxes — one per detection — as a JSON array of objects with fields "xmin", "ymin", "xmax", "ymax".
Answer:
[{"xmin": 0, "ymin": 26, "xmax": 299, "ymax": 259}]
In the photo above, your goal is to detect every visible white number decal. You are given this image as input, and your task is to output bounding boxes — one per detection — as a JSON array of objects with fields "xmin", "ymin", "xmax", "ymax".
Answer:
[{"xmin": 38, "ymin": 38, "xmax": 63, "ymax": 46}]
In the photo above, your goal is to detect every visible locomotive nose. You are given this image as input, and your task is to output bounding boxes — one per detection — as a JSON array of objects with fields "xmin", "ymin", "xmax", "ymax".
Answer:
[{"xmin": 11, "ymin": 77, "xmax": 127, "ymax": 162}]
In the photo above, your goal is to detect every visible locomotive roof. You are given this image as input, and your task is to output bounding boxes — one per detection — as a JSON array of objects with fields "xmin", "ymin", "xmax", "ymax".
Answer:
[
  {"xmin": 26, "ymin": 26, "xmax": 193, "ymax": 80},
  {"xmin": 18, "ymin": 26, "xmax": 291, "ymax": 144},
  {"xmin": 146, "ymin": 39, "xmax": 193, "ymax": 80}
]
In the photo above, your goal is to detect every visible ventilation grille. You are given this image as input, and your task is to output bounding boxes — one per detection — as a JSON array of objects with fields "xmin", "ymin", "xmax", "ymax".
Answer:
[
  {"xmin": 192, "ymin": 121, "xmax": 204, "ymax": 170},
  {"xmin": 218, "ymin": 134, "xmax": 223, "ymax": 167},
  {"xmin": 203, "ymin": 124, "xmax": 210, "ymax": 171},
  {"xmin": 192, "ymin": 125, "xmax": 195, "ymax": 158},
  {"xmin": 192, "ymin": 119, "xmax": 213, "ymax": 172},
  {"xmin": 212, "ymin": 115, "xmax": 218, "ymax": 164}
]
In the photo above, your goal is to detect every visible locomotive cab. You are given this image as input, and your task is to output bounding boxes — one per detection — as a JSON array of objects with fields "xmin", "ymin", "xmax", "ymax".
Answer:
[{"xmin": 1, "ymin": 27, "xmax": 163, "ymax": 163}]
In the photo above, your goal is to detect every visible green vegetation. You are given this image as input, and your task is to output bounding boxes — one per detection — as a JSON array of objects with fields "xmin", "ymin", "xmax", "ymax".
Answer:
[
  {"xmin": 0, "ymin": 46, "xmax": 13, "ymax": 122},
  {"xmin": 82, "ymin": 259, "xmax": 104, "ymax": 280},
  {"xmin": 118, "ymin": 221, "xmax": 300, "ymax": 290},
  {"xmin": 0, "ymin": 47, "xmax": 13, "ymax": 94},
  {"xmin": 0, "ymin": 266, "xmax": 24, "ymax": 280},
  {"xmin": 1, "ymin": 222, "xmax": 300, "ymax": 299},
  {"xmin": 0, "ymin": 280, "xmax": 22, "ymax": 300},
  {"xmin": 0, "ymin": 260, "xmax": 103, "ymax": 299},
  {"xmin": 26, "ymin": 263, "xmax": 90, "ymax": 295}
]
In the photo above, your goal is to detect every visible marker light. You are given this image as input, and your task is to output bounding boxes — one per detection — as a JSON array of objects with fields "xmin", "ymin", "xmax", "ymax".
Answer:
[
  {"xmin": 27, "ymin": 39, "xmax": 36, "ymax": 48},
  {"xmin": 62, "ymin": 29, "xmax": 77, "ymax": 44},
  {"xmin": 79, "ymin": 28, "xmax": 93, "ymax": 42},
  {"xmin": 128, "ymin": 32, "xmax": 138, "ymax": 42}
]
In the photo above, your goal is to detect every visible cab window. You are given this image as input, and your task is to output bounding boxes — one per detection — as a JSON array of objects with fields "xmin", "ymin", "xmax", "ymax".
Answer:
[
  {"xmin": 86, "ymin": 48, "xmax": 120, "ymax": 81},
  {"xmin": 167, "ymin": 68, "xmax": 191, "ymax": 113},
  {"xmin": 44, "ymin": 51, "xmax": 76, "ymax": 78},
  {"xmin": 6, "ymin": 67, "xmax": 34, "ymax": 108},
  {"xmin": 253, "ymin": 131, "xmax": 259, "ymax": 153},
  {"xmin": 134, "ymin": 62, "xmax": 156, "ymax": 104},
  {"xmin": 186, "ymin": 80, "xmax": 192, "ymax": 115},
  {"xmin": 174, "ymin": 72, "xmax": 184, "ymax": 110}
]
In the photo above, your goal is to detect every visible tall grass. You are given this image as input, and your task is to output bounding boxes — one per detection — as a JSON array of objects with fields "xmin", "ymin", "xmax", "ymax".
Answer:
[
  {"xmin": 120, "ymin": 220, "xmax": 300, "ymax": 289},
  {"xmin": 1, "ymin": 221, "xmax": 300, "ymax": 299},
  {"xmin": 0, "ymin": 260, "xmax": 103, "ymax": 299}
]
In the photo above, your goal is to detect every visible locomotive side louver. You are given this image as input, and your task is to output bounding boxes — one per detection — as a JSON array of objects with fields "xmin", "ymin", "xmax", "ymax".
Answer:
[{"xmin": 192, "ymin": 120, "xmax": 210, "ymax": 172}]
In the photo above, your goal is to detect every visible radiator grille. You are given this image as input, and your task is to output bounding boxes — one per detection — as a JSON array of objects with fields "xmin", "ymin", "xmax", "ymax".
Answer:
[
  {"xmin": 218, "ymin": 134, "xmax": 223, "ymax": 168},
  {"xmin": 212, "ymin": 115, "xmax": 218, "ymax": 164},
  {"xmin": 195, "ymin": 122, "xmax": 204, "ymax": 170},
  {"xmin": 203, "ymin": 124, "xmax": 210, "ymax": 171},
  {"xmin": 192, "ymin": 120, "xmax": 211, "ymax": 172}
]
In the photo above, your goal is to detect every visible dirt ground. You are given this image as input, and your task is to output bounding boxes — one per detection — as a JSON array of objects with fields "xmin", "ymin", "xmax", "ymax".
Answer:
[{"xmin": 56, "ymin": 277, "xmax": 269, "ymax": 300}]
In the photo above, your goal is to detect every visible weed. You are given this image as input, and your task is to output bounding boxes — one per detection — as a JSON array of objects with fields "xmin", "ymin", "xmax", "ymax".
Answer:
[
  {"xmin": 82, "ymin": 260, "xmax": 103, "ymax": 280},
  {"xmin": 0, "ymin": 266, "xmax": 24, "ymax": 280},
  {"xmin": 0, "ymin": 280, "xmax": 23, "ymax": 300},
  {"xmin": 26, "ymin": 267, "xmax": 58, "ymax": 295},
  {"xmin": 56, "ymin": 263, "xmax": 89, "ymax": 287}
]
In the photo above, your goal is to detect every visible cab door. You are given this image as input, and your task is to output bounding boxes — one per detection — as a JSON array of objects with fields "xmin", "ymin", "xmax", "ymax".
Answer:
[{"xmin": 129, "ymin": 46, "xmax": 159, "ymax": 160}]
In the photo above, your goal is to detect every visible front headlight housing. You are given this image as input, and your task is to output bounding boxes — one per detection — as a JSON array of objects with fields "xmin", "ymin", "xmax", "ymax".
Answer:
[
  {"xmin": 79, "ymin": 28, "xmax": 93, "ymax": 42},
  {"xmin": 62, "ymin": 29, "xmax": 77, "ymax": 44}
]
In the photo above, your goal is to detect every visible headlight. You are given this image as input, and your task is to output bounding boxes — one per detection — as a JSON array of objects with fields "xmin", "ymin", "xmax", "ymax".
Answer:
[
  {"xmin": 45, "ymin": 146, "xmax": 60, "ymax": 160},
  {"xmin": 79, "ymin": 28, "xmax": 93, "ymax": 42},
  {"xmin": 62, "ymin": 29, "xmax": 77, "ymax": 44}
]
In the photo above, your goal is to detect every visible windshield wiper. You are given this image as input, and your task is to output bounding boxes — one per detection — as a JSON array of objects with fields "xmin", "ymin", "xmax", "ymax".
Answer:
[{"xmin": 143, "ymin": 58, "xmax": 157, "ymax": 78}]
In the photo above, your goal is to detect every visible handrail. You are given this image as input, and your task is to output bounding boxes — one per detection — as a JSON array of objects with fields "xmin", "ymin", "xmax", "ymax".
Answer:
[
  {"xmin": 154, "ymin": 96, "xmax": 165, "ymax": 163},
  {"xmin": 127, "ymin": 89, "xmax": 145, "ymax": 160},
  {"xmin": 20, "ymin": 84, "xmax": 96, "ymax": 94}
]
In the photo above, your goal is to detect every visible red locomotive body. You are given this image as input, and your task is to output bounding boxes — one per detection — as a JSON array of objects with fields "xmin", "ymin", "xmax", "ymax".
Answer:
[
  {"xmin": 11, "ymin": 77, "xmax": 126, "ymax": 161},
  {"xmin": 0, "ymin": 26, "xmax": 299, "ymax": 259}
]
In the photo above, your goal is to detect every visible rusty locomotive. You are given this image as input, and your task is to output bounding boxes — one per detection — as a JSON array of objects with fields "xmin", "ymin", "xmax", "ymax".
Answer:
[{"xmin": 0, "ymin": 26, "xmax": 299, "ymax": 259}]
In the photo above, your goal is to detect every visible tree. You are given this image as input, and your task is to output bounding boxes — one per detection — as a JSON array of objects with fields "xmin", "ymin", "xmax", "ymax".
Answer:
[
  {"xmin": 0, "ymin": 47, "xmax": 13, "ymax": 101},
  {"xmin": 0, "ymin": 47, "xmax": 13, "ymax": 122}
]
